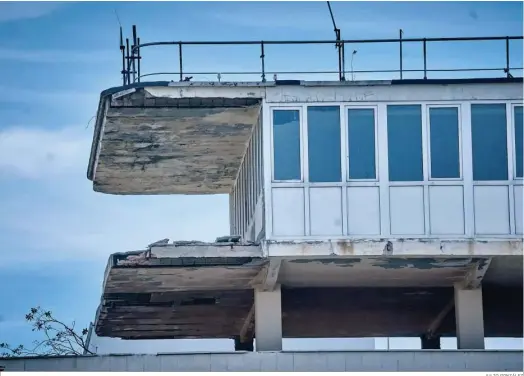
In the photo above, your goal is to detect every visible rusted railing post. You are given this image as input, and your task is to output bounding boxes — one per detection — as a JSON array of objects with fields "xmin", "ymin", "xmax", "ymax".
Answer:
[
  {"xmin": 260, "ymin": 41, "xmax": 266, "ymax": 83},
  {"xmin": 423, "ymin": 38, "xmax": 427, "ymax": 79},
  {"xmin": 179, "ymin": 43, "xmax": 183, "ymax": 82}
]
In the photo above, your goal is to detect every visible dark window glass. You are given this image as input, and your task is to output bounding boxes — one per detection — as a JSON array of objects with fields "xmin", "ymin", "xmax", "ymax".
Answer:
[
  {"xmin": 515, "ymin": 106, "xmax": 523, "ymax": 178},
  {"xmin": 307, "ymin": 106, "xmax": 342, "ymax": 182},
  {"xmin": 273, "ymin": 110, "xmax": 301, "ymax": 180},
  {"xmin": 471, "ymin": 104, "xmax": 508, "ymax": 181},
  {"xmin": 429, "ymin": 107, "xmax": 461, "ymax": 179},
  {"xmin": 348, "ymin": 108, "xmax": 376, "ymax": 179},
  {"xmin": 387, "ymin": 105, "xmax": 423, "ymax": 181}
]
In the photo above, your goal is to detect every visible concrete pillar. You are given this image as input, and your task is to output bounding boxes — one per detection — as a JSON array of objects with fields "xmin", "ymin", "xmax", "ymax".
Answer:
[
  {"xmin": 454, "ymin": 283, "xmax": 485, "ymax": 349},
  {"xmin": 254, "ymin": 284, "xmax": 282, "ymax": 351}
]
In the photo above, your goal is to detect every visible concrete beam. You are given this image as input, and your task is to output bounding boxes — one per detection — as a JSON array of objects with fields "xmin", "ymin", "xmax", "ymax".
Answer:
[
  {"xmin": 462, "ymin": 258, "xmax": 492, "ymax": 289},
  {"xmin": 454, "ymin": 283, "xmax": 485, "ymax": 349},
  {"xmin": 251, "ymin": 258, "xmax": 282, "ymax": 292},
  {"xmin": 150, "ymin": 244, "xmax": 263, "ymax": 258},
  {"xmin": 254, "ymin": 285, "xmax": 282, "ymax": 351},
  {"xmin": 264, "ymin": 239, "xmax": 523, "ymax": 257}
]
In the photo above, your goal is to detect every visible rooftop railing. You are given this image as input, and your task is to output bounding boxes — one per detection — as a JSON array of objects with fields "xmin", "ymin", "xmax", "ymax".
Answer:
[{"xmin": 119, "ymin": 26, "xmax": 523, "ymax": 85}]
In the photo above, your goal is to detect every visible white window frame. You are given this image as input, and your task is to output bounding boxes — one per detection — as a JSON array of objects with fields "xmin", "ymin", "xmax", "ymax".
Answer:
[
  {"xmin": 470, "ymin": 102, "xmax": 511, "ymax": 183},
  {"xmin": 511, "ymin": 103, "xmax": 524, "ymax": 180},
  {"xmin": 344, "ymin": 105, "xmax": 379, "ymax": 182},
  {"xmin": 426, "ymin": 104, "xmax": 464, "ymax": 181},
  {"xmin": 270, "ymin": 106, "xmax": 304, "ymax": 183},
  {"xmin": 385, "ymin": 103, "xmax": 426, "ymax": 184},
  {"xmin": 305, "ymin": 104, "xmax": 344, "ymax": 184}
]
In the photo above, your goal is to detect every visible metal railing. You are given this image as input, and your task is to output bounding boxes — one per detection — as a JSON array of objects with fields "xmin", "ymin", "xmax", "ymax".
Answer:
[{"xmin": 119, "ymin": 25, "xmax": 523, "ymax": 85}]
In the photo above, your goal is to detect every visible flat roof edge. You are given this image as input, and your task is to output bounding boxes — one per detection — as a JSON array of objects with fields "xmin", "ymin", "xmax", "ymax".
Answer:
[{"xmin": 87, "ymin": 77, "xmax": 522, "ymax": 181}]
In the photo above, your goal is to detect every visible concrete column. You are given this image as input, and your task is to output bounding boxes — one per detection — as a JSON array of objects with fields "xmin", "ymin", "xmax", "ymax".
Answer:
[
  {"xmin": 254, "ymin": 284, "xmax": 282, "ymax": 351},
  {"xmin": 454, "ymin": 283, "xmax": 485, "ymax": 349}
]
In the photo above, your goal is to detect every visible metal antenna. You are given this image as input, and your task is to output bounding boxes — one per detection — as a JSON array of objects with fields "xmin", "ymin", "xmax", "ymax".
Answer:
[
  {"xmin": 327, "ymin": 1, "xmax": 345, "ymax": 81},
  {"xmin": 114, "ymin": 9, "xmax": 127, "ymax": 85}
]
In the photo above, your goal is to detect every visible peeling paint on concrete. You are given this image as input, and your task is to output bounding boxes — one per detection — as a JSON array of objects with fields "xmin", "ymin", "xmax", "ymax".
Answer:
[
  {"xmin": 264, "ymin": 239, "xmax": 524, "ymax": 257},
  {"xmin": 288, "ymin": 258, "xmax": 361, "ymax": 267},
  {"xmin": 93, "ymin": 99, "xmax": 261, "ymax": 194},
  {"xmin": 369, "ymin": 258, "xmax": 475, "ymax": 270}
]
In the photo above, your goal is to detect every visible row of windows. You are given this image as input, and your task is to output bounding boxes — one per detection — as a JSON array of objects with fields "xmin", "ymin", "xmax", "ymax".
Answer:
[
  {"xmin": 232, "ymin": 112, "xmax": 264, "ymax": 237},
  {"xmin": 272, "ymin": 104, "xmax": 523, "ymax": 183}
]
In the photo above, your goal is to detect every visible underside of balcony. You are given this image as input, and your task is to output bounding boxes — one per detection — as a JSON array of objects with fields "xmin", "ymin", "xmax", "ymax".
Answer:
[{"xmin": 88, "ymin": 83, "xmax": 262, "ymax": 195}]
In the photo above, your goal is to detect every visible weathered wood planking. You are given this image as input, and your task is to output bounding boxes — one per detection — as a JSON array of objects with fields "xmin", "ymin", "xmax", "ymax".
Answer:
[
  {"xmin": 93, "ymin": 102, "xmax": 261, "ymax": 194},
  {"xmin": 105, "ymin": 266, "xmax": 262, "ymax": 293},
  {"xmin": 95, "ymin": 286, "xmax": 523, "ymax": 340}
]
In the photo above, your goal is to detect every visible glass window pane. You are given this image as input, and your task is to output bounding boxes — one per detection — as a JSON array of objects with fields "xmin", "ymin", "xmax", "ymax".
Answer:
[
  {"xmin": 273, "ymin": 110, "xmax": 301, "ymax": 180},
  {"xmin": 429, "ymin": 107, "xmax": 460, "ymax": 179},
  {"xmin": 387, "ymin": 105, "xmax": 423, "ymax": 181},
  {"xmin": 471, "ymin": 104, "xmax": 508, "ymax": 181},
  {"xmin": 307, "ymin": 106, "xmax": 341, "ymax": 182},
  {"xmin": 348, "ymin": 108, "xmax": 376, "ymax": 179},
  {"xmin": 515, "ymin": 106, "xmax": 523, "ymax": 178}
]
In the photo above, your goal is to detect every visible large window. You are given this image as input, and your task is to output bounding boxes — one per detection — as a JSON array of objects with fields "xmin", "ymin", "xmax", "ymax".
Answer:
[
  {"xmin": 347, "ymin": 108, "xmax": 376, "ymax": 180},
  {"xmin": 428, "ymin": 107, "xmax": 461, "ymax": 179},
  {"xmin": 514, "ymin": 106, "xmax": 523, "ymax": 179},
  {"xmin": 307, "ymin": 106, "xmax": 342, "ymax": 182},
  {"xmin": 471, "ymin": 104, "xmax": 508, "ymax": 181},
  {"xmin": 387, "ymin": 105, "xmax": 423, "ymax": 181},
  {"xmin": 273, "ymin": 110, "xmax": 301, "ymax": 181}
]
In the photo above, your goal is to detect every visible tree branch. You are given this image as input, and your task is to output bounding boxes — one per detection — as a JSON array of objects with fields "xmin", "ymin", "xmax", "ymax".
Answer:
[{"xmin": 0, "ymin": 306, "xmax": 94, "ymax": 358}]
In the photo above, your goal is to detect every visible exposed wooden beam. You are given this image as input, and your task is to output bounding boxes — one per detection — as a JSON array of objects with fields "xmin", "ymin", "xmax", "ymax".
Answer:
[
  {"xmin": 239, "ymin": 304, "xmax": 255, "ymax": 343},
  {"xmin": 426, "ymin": 298, "xmax": 454, "ymax": 338}
]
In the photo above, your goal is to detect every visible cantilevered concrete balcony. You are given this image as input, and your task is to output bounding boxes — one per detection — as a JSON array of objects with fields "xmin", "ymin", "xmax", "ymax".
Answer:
[
  {"xmin": 87, "ymin": 83, "xmax": 264, "ymax": 194},
  {"xmin": 93, "ymin": 241, "xmax": 523, "ymax": 342}
]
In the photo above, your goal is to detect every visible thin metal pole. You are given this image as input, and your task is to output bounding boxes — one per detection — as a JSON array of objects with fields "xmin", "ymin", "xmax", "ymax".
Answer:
[
  {"xmin": 341, "ymin": 41, "xmax": 346, "ymax": 81},
  {"xmin": 260, "ymin": 42, "xmax": 266, "ymax": 83},
  {"xmin": 179, "ymin": 43, "xmax": 183, "ymax": 82},
  {"xmin": 132, "ymin": 25, "xmax": 137, "ymax": 84},
  {"xmin": 399, "ymin": 29, "xmax": 403, "ymax": 80},
  {"xmin": 125, "ymin": 38, "xmax": 131, "ymax": 85},
  {"xmin": 423, "ymin": 38, "xmax": 427, "ymax": 79},
  {"xmin": 506, "ymin": 37, "xmax": 510, "ymax": 78},
  {"xmin": 137, "ymin": 37, "xmax": 141, "ymax": 83},
  {"xmin": 120, "ymin": 27, "xmax": 126, "ymax": 86},
  {"xmin": 337, "ymin": 29, "xmax": 343, "ymax": 81}
]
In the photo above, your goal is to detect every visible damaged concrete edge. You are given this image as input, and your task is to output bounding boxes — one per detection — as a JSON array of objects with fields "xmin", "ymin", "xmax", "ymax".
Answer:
[
  {"xmin": 263, "ymin": 238, "xmax": 524, "ymax": 257},
  {"xmin": 86, "ymin": 81, "xmax": 173, "ymax": 181},
  {"xmin": 106, "ymin": 240, "xmax": 264, "ymax": 267}
]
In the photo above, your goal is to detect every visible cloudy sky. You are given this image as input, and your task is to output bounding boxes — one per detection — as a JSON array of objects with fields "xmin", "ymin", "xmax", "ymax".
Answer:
[{"xmin": 0, "ymin": 1, "xmax": 522, "ymax": 352}]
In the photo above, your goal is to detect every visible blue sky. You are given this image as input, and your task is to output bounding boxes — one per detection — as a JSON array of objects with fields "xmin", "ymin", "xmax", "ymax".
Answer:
[{"xmin": 0, "ymin": 1, "xmax": 522, "ymax": 352}]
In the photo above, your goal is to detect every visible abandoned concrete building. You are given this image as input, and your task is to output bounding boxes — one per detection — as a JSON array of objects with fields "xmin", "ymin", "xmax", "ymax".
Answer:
[{"xmin": 83, "ymin": 32, "xmax": 522, "ymax": 366}]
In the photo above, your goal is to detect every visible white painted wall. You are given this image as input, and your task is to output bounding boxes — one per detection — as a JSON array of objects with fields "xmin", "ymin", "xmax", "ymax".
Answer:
[
  {"xmin": 259, "ymin": 83, "xmax": 523, "ymax": 243},
  {"xmin": 3, "ymin": 350, "xmax": 522, "ymax": 372}
]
